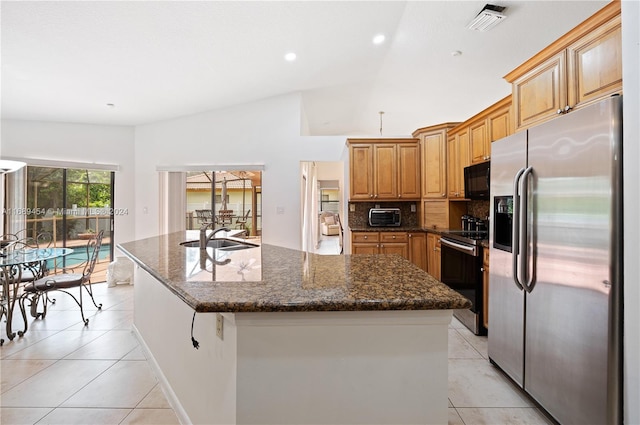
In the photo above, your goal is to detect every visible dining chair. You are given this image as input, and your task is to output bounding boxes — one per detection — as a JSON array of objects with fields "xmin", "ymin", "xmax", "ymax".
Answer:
[
  {"xmin": 195, "ymin": 209, "xmax": 213, "ymax": 225},
  {"xmin": 218, "ymin": 209, "xmax": 234, "ymax": 226},
  {"xmin": 21, "ymin": 230, "xmax": 104, "ymax": 325},
  {"xmin": 235, "ymin": 209, "xmax": 251, "ymax": 230},
  {"xmin": 18, "ymin": 232, "xmax": 53, "ymax": 283}
]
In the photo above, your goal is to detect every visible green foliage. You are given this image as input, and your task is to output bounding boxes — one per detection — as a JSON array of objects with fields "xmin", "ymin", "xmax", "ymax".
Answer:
[{"xmin": 27, "ymin": 167, "xmax": 112, "ymax": 215}]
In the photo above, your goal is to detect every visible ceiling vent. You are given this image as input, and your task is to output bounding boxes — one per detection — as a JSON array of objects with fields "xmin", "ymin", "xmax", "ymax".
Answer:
[{"xmin": 467, "ymin": 4, "xmax": 507, "ymax": 31}]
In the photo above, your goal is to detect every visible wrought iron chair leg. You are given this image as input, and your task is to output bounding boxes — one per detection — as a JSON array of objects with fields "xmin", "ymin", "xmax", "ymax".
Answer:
[{"xmin": 83, "ymin": 282, "xmax": 102, "ymax": 310}]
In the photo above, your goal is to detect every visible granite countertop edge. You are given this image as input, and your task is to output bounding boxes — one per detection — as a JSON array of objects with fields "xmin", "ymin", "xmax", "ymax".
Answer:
[{"xmin": 117, "ymin": 232, "xmax": 472, "ymax": 314}]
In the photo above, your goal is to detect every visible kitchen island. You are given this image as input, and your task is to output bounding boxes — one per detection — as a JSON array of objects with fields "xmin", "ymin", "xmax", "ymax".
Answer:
[{"xmin": 118, "ymin": 230, "xmax": 470, "ymax": 425}]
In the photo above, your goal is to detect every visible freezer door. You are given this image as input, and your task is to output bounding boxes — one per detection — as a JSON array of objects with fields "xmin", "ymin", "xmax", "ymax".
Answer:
[
  {"xmin": 524, "ymin": 96, "xmax": 621, "ymax": 425},
  {"xmin": 488, "ymin": 131, "xmax": 527, "ymax": 386}
]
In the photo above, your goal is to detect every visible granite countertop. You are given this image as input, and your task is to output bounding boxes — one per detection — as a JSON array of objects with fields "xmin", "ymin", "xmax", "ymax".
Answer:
[
  {"xmin": 350, "ymin": 226, "xmax": 425, "ymax": 232},
  {"xmin": 118, "ymin": 231, "xmax": 471, "ymax": 313}
]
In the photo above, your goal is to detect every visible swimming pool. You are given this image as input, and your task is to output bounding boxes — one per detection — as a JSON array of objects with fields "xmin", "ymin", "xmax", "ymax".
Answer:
[{"xmin": 46, "ymin": 244, "xmax": 111, "ymax": 270}]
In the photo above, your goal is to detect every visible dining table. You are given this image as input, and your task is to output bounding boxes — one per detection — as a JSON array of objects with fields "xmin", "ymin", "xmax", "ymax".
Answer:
[{"xmin": 0, "ymin": 247, "xmax": 73, "ymax": 345}]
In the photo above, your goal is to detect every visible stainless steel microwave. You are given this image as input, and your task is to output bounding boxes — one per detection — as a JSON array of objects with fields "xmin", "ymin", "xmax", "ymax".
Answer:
[
  {"xmin": 464, "ymin": 161, "xmax": 490, "ymax": 200},
  {"xmin": 368, "ymin": 208, "xmax": 401, "ymax": 227}
]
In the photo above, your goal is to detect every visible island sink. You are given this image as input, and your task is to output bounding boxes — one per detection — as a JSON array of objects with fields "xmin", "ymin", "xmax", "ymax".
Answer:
[{"xmin": 179, "ymin": 238, "xmax": 258, "ymax": 250}]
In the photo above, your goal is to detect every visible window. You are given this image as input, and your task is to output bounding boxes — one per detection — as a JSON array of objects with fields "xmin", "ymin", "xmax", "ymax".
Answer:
[{"xmin": 186, "ymin": 170, "xmax": 261, "ymax": 236}]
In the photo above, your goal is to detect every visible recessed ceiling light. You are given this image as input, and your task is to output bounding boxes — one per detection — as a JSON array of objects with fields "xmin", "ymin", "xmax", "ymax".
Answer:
[
  {"xmin": 106, "ymin": 103, "xmax": 115, "ymax": 108},
  {"xmin": 284, "ymin": 52, "xmax": 297, "ymax": 62},
  {"xmin": 372, "ymin": 34, "xmax": 386, "ymax": 45},
  {"xmin": 451, "ymin": 50, "xmax": 462, "ymax": 57}
]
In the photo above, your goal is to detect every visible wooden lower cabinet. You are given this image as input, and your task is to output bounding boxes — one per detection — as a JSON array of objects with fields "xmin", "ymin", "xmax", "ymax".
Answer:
[
  {"xmin": 482, "ymin": 247, "xmax": 490, "ymax": 330},
  {"xmin": 351, "ymin": 231, "xmax": 381, "ymax": 255},
  {"xmin": 408, "ymin": 232, "xmax": 427, "ymax": 271},
  {"xmin": 426, "ymin": 233, "xmax": 441, "ymax": 280},
  {"xmin": 379, "ymin": 232, "xmax": 409, "ymax": 258},
  {"xmin": 352, "ymin": 231, "xmax": 429, "ymax": 269}
]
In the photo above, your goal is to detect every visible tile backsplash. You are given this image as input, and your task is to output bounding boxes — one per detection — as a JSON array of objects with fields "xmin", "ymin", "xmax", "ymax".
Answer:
[
  {"xmin": 468, "ymin": 200, "xmax": 489, "ymax": 220},
  {"xmin": 347, "ymin": 200, "xmax": 489, "ymax": 229},
  {"xmin": 348, "ymin": 202, "xmax": 419, "ymax": 228}
]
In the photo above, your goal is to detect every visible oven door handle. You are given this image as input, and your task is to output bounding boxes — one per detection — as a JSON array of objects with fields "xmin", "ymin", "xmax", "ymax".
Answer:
[
  {"xmin": 512, "ymin": 167, "xmax": 526, "ymax": 291},
  {"xmin": 440, "ymin": 238, "xmax": 477, "ymax": 256}
]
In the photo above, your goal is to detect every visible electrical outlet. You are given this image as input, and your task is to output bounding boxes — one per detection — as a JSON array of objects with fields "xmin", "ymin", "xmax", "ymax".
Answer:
[
  {"xmin": 375, "ymin": 204, "xmax": 380, "ymax": 209},
  {"xmin": 216, "ymin": 313, "xmax": 224, "ymax": 340},
  {"xmin": 411, "ymin": 204, "xmax": 416, "ymax": 212},
  {"xmin": 349, "ymin": 203, "xmax": 355, "ymax": 212}
]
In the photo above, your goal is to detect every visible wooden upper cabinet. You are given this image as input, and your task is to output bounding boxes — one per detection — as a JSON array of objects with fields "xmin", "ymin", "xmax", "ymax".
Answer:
[
  {"xmin": 512, "ymin": 52, "xmax": 567, "ymax": 130},
  {"xmin": 447, "ymin": 129, "xmax": 469, "ymax": 199},
  {"xmin": 412, "ymin": 123, "xmax": 458, "ymax": 199},
  {"xmin": 349, "ymin": 144, "xmax": 374, "ymax": 200},
  {"xmin": 347, "ymin": 138, "xmax": 420, "ymax": 201},
  {"xmin": 423, "ymin": 133, "xmax": 447, "ymax": 198},
  {"xmin": 397, "ymin": 143, "xmax": 421, "ymax": 199},
  {"xmin": 469, "ymin": 119, "xmax": 489, "ymax": 164},
  {"xmin": 373, "ymin": 144, "xmax": 397, "ymax": 199},
  {"xmin": 566, "ymin": 15, "xmax": 622, "ymax": 109},
  {"xmin": 488, "ymin": 102, "xmax": 511, "ymax": 143},
  {"xmin": 506, "ymin": 2, "xmax": 621, "ymax": 131}
]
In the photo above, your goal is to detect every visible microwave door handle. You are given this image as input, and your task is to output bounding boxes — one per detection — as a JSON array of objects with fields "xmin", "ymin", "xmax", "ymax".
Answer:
[
  {"xmin": 519, "ymin": 167, "xmax": 534, "ymax": 293},
  {"xmin": 512, "ymin": 167, "xmax": 525, "ymax": 291}
]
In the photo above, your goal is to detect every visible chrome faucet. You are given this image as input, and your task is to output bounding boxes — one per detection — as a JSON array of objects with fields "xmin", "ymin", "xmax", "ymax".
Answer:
[
  {"xmin": 199, "ymin": 223, "xmax": 230, "ymax": 249},
  {"xmin": 199, "ymin": 224, "xmax": 231, "ymax": 268}
]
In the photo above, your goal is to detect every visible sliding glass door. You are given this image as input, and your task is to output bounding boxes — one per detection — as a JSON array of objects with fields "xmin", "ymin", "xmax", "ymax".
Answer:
[{"xmin": 25, "ymin": 166, "xmax": 114, "ymax": 273}]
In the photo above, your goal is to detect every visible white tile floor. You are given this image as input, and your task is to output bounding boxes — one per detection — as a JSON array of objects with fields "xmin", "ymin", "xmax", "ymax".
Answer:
[
  {"xmin": 1, "ymin": 283, "xmax": 179, "ymax": 425},
  {"xmin": 1, "ymin": 281, "xmax": 554, "ymax": 425},
  {"xmin": 313, "ymin": 234, "xmax": 342, "ymax": 255}
]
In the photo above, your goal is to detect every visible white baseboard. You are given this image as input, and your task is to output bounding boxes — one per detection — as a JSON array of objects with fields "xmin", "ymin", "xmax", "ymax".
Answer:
[{"xmin": 131, "ymin": 325, "xmax": 192, "ymax": 425}]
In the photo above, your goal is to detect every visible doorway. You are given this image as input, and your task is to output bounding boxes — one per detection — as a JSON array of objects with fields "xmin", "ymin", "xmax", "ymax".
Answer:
[{"xmin": 300, "ymin": 161, "xmax": 344, "ymax": 255}]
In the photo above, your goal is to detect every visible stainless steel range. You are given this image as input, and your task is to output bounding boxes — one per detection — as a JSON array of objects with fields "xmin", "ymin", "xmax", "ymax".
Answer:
[{"xmin": 439, "ymin": 229, "xmax": 487, "ymax": 335}]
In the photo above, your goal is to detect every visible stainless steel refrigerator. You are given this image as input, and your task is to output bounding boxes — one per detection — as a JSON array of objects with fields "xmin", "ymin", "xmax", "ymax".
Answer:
[{"xmin": 488, "ymin": 95, "xmax": 622, "ymax": 425}]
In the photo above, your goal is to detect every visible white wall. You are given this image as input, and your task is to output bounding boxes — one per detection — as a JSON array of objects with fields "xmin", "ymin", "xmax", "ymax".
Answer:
[
  {"xmin": 622, "ymin": 1, "xmax": 639, "ymax": 423},
  {"xmin": 134, "ymin": 93, "xmax": 348, "ymax": 249},
  {"xmin": 0, "ymin": 120, "xmax": 136, "ymax": 247}
]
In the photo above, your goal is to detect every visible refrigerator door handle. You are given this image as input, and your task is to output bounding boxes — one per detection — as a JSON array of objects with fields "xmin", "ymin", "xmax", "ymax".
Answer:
[
  {"xmin": 512, "ymin": 167, "xmax": 526, "ymax": 291},
  {"xmin": 519, "ymin": 166, "xmax": 534, "ymax": 293}
]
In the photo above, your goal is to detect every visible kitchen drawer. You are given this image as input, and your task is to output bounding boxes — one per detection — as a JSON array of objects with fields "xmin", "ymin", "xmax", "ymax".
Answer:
[
  {"xmin": 352, "ymin": 232, "xmax": 380, "ymax": 243},
  {"xmin": 380, "ymin": 232, "xmax": 408, "ymax": 243}
]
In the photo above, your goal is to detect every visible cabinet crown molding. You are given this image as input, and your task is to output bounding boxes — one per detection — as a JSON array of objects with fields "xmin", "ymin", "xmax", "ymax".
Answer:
[
  {"xmin": 412, "ymin": 123, "xmax": 461, "ymax": 137},
  {"xmin": 347, "ymin": 138, "xmax": 418, "ymax": 145},
  {"xmin": 503, "ymin": 0, "xmax": 620, "ymax": 83},
  {"xmin": 449, "ymin": 95, "xmax": 511, "ymax": 134}
]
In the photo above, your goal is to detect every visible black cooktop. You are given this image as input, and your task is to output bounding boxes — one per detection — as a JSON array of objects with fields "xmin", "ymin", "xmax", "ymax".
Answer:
[{"xmin": 440, "ymin": 230, "xmax": 488, "ymax": 245}]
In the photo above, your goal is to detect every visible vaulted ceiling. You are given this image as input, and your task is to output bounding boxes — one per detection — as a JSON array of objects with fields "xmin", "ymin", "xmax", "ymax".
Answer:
[{"xmin": 1, "ymin": 1, "xmax": 608, "ymax": 136}]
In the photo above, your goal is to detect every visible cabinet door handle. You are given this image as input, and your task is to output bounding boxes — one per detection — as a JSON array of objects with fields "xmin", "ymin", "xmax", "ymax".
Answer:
[
  {"xmin": 557, "ymin": 109, "xmax": 563, "ymax": 115},
  {"xmin": 364, "ymin": 236, "xmax": 368, "ymax": 240},
  {"xmin": 481, "ymin": 267, "xmax": 485, "ymax": 272},
  {"xmin": 442, "ymin": 193, "xmax": 446, "ymax": 197},
  {"xmin": 369, "ymin": 194, "xmax": 374, "ymax": 198},
  {"xmin": 564, "ymin": 105, "xmax": 572, "ymax": 113}
]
